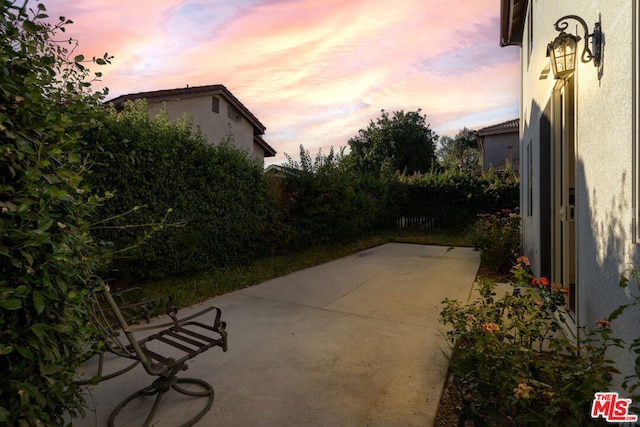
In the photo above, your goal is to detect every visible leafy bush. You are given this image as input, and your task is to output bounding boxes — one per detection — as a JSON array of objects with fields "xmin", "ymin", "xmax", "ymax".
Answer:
[
  {"xmin": 440, "ymin": 259, "xmax": 619, "ymax": 426},
  {"xmin": 0, "ymin": 2, "xmax": 112, "ymax": 423},
  {"xmin": 609, "ymin": 267, "xmax": 640, "ymax": 412},
  {"xmin": 470, "ymin": 209, "xmax": 521, "ymax": 274},
  {"xmin": 86, "ymin": 101, "xmax": 273, "ymax": 279},
  {"xmin": 392, "ymin": 169, "xmax": 519, "ymax": 229},
  {"xmin": 276, "ymin": 146, "xmax": 390, "ymax": 249}
]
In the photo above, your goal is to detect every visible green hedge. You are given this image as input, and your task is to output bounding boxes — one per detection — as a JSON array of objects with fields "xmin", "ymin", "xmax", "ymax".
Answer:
[
  {"xmin": 86, "ymin": 105, "xmax": 519, "ymax": 280},
  {"xmin": 0, "ymin": 3, "xmax": 112, "ymax": 423},
  {"xmin": 270, "ymin": 148, "xmax": 392, "ymax": 249},
  {"xmin": 87, "ymin": 101, "xmax": 273, "ymax": 279},
  {"xmin": 392, "ymin": 169, "xmax": 519, "ymax": 228}
]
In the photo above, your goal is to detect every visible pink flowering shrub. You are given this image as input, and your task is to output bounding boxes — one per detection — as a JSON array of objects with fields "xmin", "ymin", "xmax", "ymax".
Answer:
[
  {"xmin": 608, "ymin": 267, "xmax": 640, "ymax": 413},
  {"xmin": 440, "ymin": 264, "xmax": 620, "ymax": 425},
  {"xmin": 511, "ymin": 256, "xmax": 570, "ymax": 321},
  {"xmin": 470, "ymin": 209, "xmax": 521, "ymax": 274}
]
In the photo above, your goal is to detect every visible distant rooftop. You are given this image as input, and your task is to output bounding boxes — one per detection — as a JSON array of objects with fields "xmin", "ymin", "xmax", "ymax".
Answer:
[
  {"xmin": 105, "ymin": 84, "xmax": 266, "ymax": 133},
  {"xmin": 477, "ymin": 118, "xmax": 519, "ymax": 136}
]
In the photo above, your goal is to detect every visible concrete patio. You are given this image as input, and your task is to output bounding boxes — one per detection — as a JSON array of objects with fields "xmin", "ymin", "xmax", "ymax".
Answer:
[{"xmin": 72, "ymin": 243, "xmax": 479, "ymax": 426}]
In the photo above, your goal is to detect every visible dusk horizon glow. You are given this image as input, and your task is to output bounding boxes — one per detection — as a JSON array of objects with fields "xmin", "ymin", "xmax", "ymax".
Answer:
[{"xmin": 43, "ymin": 0, "xmax": 520, "ymax": 165}]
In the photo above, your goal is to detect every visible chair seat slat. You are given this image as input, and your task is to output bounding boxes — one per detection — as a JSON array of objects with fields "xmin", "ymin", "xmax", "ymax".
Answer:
[
  {"xmin": 165, "ymin": 330, "xmax": 208, "ymax": 348},
  {"xmin": 174, "ymin": 324, "xmax": 219, "ymax": 343},
  {"xmin": 155, "ymin": 335, "xmax": 196, "ymax": 354}
]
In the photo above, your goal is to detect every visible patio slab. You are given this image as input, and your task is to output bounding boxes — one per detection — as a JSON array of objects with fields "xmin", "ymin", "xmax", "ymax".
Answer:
[{"xmin": 72, "ymin": 243, "xmax": 479, "ymax": 426}]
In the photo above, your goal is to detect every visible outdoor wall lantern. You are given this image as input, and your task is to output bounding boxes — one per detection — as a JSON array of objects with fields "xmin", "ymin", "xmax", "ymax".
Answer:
[{"xmin": 547, "ymin": 15, "xmax": 602, "ymax": 79}]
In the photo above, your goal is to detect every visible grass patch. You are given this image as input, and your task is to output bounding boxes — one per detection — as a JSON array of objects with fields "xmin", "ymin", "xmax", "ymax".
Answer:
[{"xmin": 139, "ymin": 227, "xmax": 473, "ymax": 308}]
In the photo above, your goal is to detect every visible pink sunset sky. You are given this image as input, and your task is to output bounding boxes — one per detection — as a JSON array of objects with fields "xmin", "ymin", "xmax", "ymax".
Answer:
[{"xmin": 43, "ymin": 0, "xmax": 520, "ymax": 166}]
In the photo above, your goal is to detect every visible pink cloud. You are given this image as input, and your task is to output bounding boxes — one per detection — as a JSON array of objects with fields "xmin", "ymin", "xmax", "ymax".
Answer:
[
  {"xmin": 45, "ymin": 1, "xmax": 177, "ymax": 52},
  {"xmin": 41, "ymin": 0, "xmax": 519, "ymax": 164}
]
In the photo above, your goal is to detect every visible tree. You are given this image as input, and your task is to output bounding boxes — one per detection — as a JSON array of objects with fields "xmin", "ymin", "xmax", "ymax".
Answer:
[
  {"xmin": 0, "ymin": 2, "xmax": 112, "ymax": 423},
  {"xmin": 346, "ymin": 109, "xmax": 438, "ymax": 175},
  {"xmin": 437, "ymin": 127, "xmax": 481, "ymax": 174}
]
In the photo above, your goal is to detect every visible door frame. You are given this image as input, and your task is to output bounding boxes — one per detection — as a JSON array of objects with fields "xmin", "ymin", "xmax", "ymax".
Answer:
[{"xmin": 551, "ymin": 76, "xmax": 578, "ymax": 343}]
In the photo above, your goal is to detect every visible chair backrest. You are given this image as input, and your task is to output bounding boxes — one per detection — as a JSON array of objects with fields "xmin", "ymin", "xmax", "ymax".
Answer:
[
  {"xmin": 97, "ymin": 286, "xmax": 162, "ymax": 374},
  {"xmin": 89, "ymin": 288, "xmax": 141, "ymax": 359}
]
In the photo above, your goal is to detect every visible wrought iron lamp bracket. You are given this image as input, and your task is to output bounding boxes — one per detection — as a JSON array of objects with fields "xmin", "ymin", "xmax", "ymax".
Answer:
[{"xmin": 553, "ymin": 15, "xmax": 602, "ymax": 67}]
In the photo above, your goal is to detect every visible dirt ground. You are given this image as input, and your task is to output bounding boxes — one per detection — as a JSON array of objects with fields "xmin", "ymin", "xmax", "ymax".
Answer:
[{"xmin": 433, "ymin": 375, "xmax": 459, "ymax": 426}]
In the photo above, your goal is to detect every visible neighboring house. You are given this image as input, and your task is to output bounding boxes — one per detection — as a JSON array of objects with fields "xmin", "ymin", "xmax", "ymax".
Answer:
[
  {"xmin": 477, "ymin": 118, "xmax": 520, "ymax": 172},
  {"xmin": 501, "ymin": 0, "xmax": 640, "ymax": 384},
  {"xmin": 106, "ymin": 84, "xmax": 276, "ymax": 164},
  {"xmin": 264, "ymin": 164, "xmax": 285, "ymax": 178}
]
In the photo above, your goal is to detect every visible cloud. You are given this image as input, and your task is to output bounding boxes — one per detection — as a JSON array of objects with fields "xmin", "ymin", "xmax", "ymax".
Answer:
[{"xmin": 42, "ymin": 0, "xmax": 520, "ymax": 164}]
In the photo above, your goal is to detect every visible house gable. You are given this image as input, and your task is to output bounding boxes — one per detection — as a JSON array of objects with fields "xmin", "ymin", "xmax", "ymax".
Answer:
[
  {"xmin": 477, "ymin": 118, "xmax": 520, "ymax": 172},
  {"xmin": 106, "ymin": 85, "xmax": 276, "ymax": 162}
]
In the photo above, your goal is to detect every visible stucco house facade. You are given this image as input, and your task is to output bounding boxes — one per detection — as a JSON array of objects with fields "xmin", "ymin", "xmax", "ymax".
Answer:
[
  {"xmin": 106, "ymin": 84, "xmax": 276, "ymax": 164},
  {"xmin": 477, "ymin": 118, "xmax": 520, "ymax": 172},
  {"xmin": 500, "ymin": 0, "xmax": 640, "ymax": 386}
]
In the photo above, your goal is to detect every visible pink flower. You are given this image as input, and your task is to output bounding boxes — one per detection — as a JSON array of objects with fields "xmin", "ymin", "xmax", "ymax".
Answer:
[
  {"xmin": 539, "ymin": 277, "xmax": 550, "ymax": 287},
  {"xmin": 516, "ymin": 256, "xmax": 530, "ymax": 266},
  {"xmin": 551, "ymin": 283, "xmax": 570, "ymax": 295},
  {"xmin": 535, "ymin": 300, "xmax": 543, "ymax": 307},
  {"xmin": 482, "ymin": 322, "xmax": 500, "ymax": 333},
  {"xmin": 530, "ymin": 278, "xmax": 537, "ymax": 287},
  {"xmin": 596, "ymin": 319, "xmax": 612, "ymax": 328}
]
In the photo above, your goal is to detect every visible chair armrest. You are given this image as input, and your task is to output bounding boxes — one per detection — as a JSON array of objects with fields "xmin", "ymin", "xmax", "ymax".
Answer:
[{"xmin": 123, "ymin": 306, "xmax": 218, "ymax": 333}]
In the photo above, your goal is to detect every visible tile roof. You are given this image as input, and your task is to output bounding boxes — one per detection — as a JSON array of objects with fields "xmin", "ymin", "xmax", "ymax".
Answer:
[
  {"xmin": 105, "ymin": 84, "xmax": 275, "ymax": 157},
  {"xmin": 477, "ymin": 118, "xmax": 519, "ymax": 136},
  {"xmin": 106, "ymin": 84, "xmax": 266, "ymax": 133}
]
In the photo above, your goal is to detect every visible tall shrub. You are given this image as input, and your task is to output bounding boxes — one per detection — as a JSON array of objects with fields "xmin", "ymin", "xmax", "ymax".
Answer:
[
  {"xmin": 277, "ymin": 146, "xmax": 389, "ymax": 248},
  {"xmin": 471, "ymin": 209, "xmax": 521, "ymax": 274},
  {"xmin": 87, "ymin": 101, "xmax": 273, "ymax": 278},
  {"xmin": 0, "ymin": 2, "xmax": 112, "ymax": 423}
]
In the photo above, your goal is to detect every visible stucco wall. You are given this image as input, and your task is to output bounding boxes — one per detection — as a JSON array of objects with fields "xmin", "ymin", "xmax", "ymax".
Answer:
[
  {"xmin": 483, "ymin": 132, "xmax": 520, "ymax": 170},
  {"xmin": 521, "ymin": 0, "xmax": 640, "ymax": 386},
  {"xmin": 147, "ymin": 96, "xmax": 259, "ymax": 160}
]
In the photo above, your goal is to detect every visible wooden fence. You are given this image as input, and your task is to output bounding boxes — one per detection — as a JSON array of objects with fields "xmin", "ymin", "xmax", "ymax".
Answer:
[{"xmin": 396, "ymin": 216, "xmax": 436, "ymax": 229}]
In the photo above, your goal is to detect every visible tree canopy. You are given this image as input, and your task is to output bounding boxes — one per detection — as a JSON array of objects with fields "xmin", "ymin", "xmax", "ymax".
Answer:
[
  {"xmin": 437, "ymin": 127, "xmax": 480, "ymax": 173},
  {"xmin": 346, "ymin": 109, "xmax": 438, "ymax": 175}
]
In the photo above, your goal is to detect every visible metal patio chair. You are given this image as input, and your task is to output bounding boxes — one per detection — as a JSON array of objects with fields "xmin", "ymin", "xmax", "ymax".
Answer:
[
  {"xmin": 75, "ymin": 287, "xmax": 165, "ymax": 385},
  {"xmin": 96, "ymin": 285, "xmax": 228, "ymax": 427}
]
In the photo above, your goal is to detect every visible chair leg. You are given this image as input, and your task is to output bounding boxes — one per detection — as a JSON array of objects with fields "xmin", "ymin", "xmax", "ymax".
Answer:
[
  {"xmin": 108, "ymin": 377, "xmax": 214, "ymax": 427},
  {"xmin": 74, "ymin": 352, "xmax": 140, "ymax": 385}
]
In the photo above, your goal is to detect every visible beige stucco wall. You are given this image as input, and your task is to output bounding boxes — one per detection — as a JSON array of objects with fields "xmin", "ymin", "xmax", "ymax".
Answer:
[
  {"xmin": 146, "ymin": 95, "xmax": 260, "ymax": 162},
  {"xmin": 520, "ymin": 0, "xmax": 639, "ymax": 385},
  {"xmin": 482, "ymin": 132, "xmax": 520, "ymax": 171}
]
